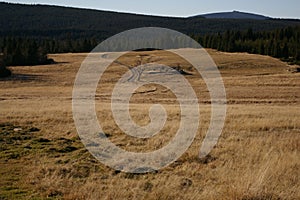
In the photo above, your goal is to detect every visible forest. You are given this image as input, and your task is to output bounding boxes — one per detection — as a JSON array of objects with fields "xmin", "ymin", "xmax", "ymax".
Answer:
[
  {"xmin": 195, "ymin": 26, "xmax": 300, "ymax": 64},
  {"xmin": 0, "ymin": 2, "xmax": 300, "ymax": 68},
  {"xmin": 1, "ymin": 26, "xmax": 299, "ymax": 67}
]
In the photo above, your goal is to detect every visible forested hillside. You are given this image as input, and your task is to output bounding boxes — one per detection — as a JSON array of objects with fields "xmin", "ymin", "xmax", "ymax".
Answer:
[
  {"xmin": 195, "ymin": 26, "xmax": 300, "ymax": 64},
  {"xmin": 0, "ymin": 2, "xmax": 300, "ymax": 66}
]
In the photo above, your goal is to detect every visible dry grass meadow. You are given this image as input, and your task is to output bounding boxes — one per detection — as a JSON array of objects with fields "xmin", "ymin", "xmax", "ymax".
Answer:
[{"xmin": 0, "ymin": 49, "xmax": 299, "ymax": 199}]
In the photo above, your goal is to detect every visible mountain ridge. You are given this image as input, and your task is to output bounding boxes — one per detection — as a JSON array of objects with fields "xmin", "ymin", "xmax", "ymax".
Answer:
[
  {"xmin": 1, "ymin": 2, "xmax": 300, "ymax": 65},
  {"xmin": 0, "ymin": 2, "xmax": 300, "ymax": 40},
  {"xmin": 199, "ymin": 10, "xmax": 271, "ymax": 20},
  {"xmin": 1, "ymin": 2, "xmax": 298, "ymax": 20}
]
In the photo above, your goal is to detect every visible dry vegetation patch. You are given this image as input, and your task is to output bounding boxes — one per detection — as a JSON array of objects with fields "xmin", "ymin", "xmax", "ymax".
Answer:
[{"xmin": 0, "ymin": 49, "xmax": 299, "ymax": 199}]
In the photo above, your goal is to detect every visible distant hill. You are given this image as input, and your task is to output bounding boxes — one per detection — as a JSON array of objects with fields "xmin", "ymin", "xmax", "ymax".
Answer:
[
  {"xmin": 201, "ymin": 10, "xmax": 270, "ymax": 20},
  {"xmin": 0, "ymin": 2, "xmax": 300, "ymax": 40},
  {"xmin": 1, "ymin": 2, "xmax": 299, "ymax": 66}
]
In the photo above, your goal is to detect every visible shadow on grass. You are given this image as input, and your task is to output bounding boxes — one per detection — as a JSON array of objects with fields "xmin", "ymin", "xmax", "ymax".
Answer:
[{"xmin": 0, "ymin": 73, "xmax": 46, "ymax": 82}]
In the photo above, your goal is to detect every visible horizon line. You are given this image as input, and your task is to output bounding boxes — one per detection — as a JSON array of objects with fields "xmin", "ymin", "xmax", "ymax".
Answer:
[{"xmin": 1, "ymin": 1, "xmax": 300, "ymax": 20}]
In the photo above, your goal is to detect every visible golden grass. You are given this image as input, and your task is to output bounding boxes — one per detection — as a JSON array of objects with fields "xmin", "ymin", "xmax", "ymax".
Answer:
[{"xmin": 0, "ymin": 49, "xmax": 299, "ymax": 199}]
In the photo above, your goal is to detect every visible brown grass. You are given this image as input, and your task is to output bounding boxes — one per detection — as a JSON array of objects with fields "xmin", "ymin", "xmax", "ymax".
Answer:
[{"xmin": 0, "ymin": 49, "xmax": 299, "ymax": 199}]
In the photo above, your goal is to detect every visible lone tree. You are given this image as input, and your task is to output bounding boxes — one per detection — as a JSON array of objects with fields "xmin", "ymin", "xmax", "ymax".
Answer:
[{"xmin": 0, "ymin": 53, "xmax": 11, "ymax": 78}]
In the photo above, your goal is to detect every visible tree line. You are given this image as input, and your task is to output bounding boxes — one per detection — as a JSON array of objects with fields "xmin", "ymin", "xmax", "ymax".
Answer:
[
  {"xmin": 194, "ymin": 26, "xmax": 300, "ymax": 64},
  {"xmin": 0, "ymin": 53, "xmax": 11, "ymax": 77},
  {"xmin": 0, "ymin": 37, "xmax": 99, "ymax": 66},
  {"xmin": 0, "ymin": 25, "xmax": 299, "ymax": 69}
]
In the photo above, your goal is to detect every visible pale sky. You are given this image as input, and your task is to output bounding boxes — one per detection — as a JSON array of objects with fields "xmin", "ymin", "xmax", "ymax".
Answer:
[{"xmin": 3, "ymin": 0, "xmax": 300, "ymax": 19}]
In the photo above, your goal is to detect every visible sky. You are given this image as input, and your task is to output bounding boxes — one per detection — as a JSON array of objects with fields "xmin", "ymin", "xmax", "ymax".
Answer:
[{"xmin": 3, "ymin": 0, "xmax": 300, "ymax": 19}]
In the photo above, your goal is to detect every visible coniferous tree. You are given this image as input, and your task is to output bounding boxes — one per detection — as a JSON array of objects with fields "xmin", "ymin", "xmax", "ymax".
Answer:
[
  {"xmin": 194, "ymin": 26, "xmax": 300, "ymax": 64},
  {"xmin": 0, "ymin": 53, "xmax": 11, "ymax": 77}
]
